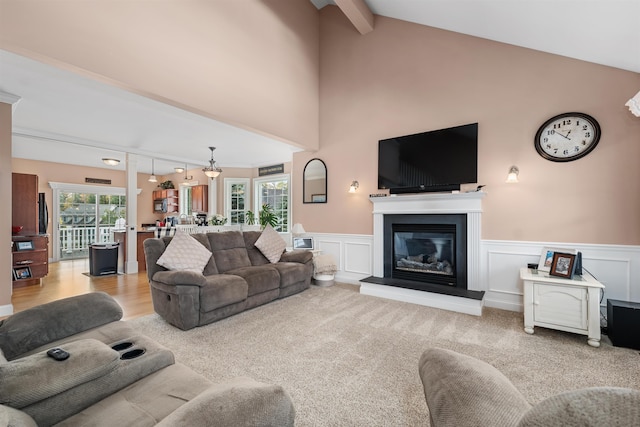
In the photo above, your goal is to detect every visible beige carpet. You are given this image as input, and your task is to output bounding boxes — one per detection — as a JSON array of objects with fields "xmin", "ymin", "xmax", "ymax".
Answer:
[{"xmin": 129, "ymin": 283, "xmax": 640, "ymax": 426}]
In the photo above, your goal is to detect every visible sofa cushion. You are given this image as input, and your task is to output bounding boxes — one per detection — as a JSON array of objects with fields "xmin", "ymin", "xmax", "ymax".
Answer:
[
  {"xmin": 273, "ymin": 262, "xmax": 313, "ymax": 288},
  {"xmin": 0, "ymin": 292, "xmax": 123, "ymax": 361},
  {"xmin": 200, "ymin": 275, "xmax": 249, "ymax": 312},
  {"xmin": 226, "ymin": 266, "xmax": 280, "ymax": 296},
  {"xmin": 254, "ymin": 225, "xmax": 286, "ymax": 263},
  {"xmin": 517, "ymin": 387, "xmax": 640, "ymax": 427},
  {"xmin": 208, "ymin": 231, "xmax": 252, "ymax": 273},
  {"xmin": 0, "ymin": 405, "xmax": 37, "ymax": 427},
  {"xmin": 243, "ymin": 231, "xmax": 270, "ymax": 266},
  {"xmin": 157, "ymin": 231, "xmax": 212, "ymax": 273}
]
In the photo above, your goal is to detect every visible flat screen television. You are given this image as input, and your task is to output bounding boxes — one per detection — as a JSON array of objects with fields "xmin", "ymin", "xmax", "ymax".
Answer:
[{"xmin": 378, "ymin": 122, "xmax": 478, "ymax": 194}]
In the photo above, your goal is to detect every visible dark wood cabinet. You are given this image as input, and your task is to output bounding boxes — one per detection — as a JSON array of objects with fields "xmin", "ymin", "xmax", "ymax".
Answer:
[
  {"xmin": 191, "ymin": 185, "xmax": 208, "ymax": 213},
  {"xmin": 113, "ymin": 231, "xmax": 155, "ymax": 271},
  {"xmin": 12, "ymin": 235, "xmax": 49, "ymax": 286},
  {"xmin": 12, "ymin": 173, "xmax": 39, "ymax": 235}
]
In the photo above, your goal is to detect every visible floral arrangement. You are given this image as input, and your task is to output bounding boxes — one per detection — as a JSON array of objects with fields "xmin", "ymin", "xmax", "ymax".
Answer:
[{"xmin": 209, "ymin": 214, "xmax": 228, "ymax": 226}]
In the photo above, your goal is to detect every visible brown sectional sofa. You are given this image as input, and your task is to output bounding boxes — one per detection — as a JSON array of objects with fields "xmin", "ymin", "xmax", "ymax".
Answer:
[
  {"xmin": 0, "ymin": 292, "xmax": 295, "ymax": 426},
  {"xmin": 144, "ymin": 230, "xmax": 314, "ymax": 330}
]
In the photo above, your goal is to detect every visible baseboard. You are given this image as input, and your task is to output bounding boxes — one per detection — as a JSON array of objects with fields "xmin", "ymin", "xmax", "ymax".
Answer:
[{"xmin": 0, "ymin": 304, "xmax": 14, "ymax": 317}]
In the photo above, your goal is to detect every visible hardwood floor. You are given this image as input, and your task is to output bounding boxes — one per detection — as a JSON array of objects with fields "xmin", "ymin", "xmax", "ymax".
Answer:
[{"xmin": 10, "ymin": 259, "xmax": 154, "ymax": 320}]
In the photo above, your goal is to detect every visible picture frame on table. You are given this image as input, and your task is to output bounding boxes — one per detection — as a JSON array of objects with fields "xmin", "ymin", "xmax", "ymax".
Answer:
[
  {"xmin": 548, "ymin": 252, "xmax": 577, "ymax": 279},
  {"xmin": 537, "ymin": 247, "xmax": 577, "ymax": 272},
  {"xmin": 15, "ymin": 240, "xmax": 34, "ymax": 251},
  {"xmin": 13, "ymin": 266, "xmax": 32, "ymax": 280}
]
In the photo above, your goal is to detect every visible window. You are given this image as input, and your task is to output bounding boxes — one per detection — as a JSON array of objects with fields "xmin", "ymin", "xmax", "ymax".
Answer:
[
  {"xmin": 224, "ymin": 178, "xmax": 250, "ymax": 225},
  {"xmin": 179, "ymin": 185, "xmax": 193, "ymax": 216},
  {"xmin": 254, "ymin": 175, "xmax": 290, "ymax": 232}
]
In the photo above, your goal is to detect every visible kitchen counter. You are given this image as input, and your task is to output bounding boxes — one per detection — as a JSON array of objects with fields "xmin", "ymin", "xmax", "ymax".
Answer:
[{"xmin": 113, "ymin": 230, "xmax": 155, "ymax": 272}]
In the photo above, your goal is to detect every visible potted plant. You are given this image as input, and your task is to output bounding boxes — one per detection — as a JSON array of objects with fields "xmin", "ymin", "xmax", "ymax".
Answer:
[{"xmin": 245, "ymin": 204, "xmax": 278, "ymax": 230}]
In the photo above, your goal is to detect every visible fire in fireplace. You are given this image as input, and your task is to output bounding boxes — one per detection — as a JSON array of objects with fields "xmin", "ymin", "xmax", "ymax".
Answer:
[{"xmin": 384, "ymin": 214, "xmax": 467, "ymax": 290}]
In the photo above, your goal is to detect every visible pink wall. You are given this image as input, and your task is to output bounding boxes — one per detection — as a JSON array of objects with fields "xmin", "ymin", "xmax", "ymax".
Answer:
[
  {"xmin": 293, "ymin": 7, "xmax": 640, "ymax": 245},
  {"xmin": 0, "ymin": 0, "xmax": 320, "ymax": 150}
]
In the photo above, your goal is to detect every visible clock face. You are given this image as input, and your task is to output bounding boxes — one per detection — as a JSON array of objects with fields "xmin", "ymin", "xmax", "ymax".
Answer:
[{"xmin": 534, "ymin": 112, "xmax": 601, "ymax": 162}]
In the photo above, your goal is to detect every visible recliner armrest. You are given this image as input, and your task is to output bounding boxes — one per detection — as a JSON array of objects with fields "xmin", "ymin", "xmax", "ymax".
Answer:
[
  {"xmin": 280, "ymin": 250, "xmax": 313, "ymax": 264},
  {"xmin": 152, "ymin": 270, "xmax": 207, "ymax": 286},
  {"xmin": 0, "ymin": 339, "xmax": 119, "ymax": 408},
  {"xmin": 0, "ymin": 292, "xmax": 123, "ymax": 360},
  {"xmin": 156, "ymin": 377, "xmax": 295, "ymax": 427}
]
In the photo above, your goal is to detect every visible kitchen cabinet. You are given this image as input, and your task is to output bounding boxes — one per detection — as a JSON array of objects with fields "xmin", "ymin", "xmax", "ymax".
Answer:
[
  {"xmin": 152, "ymin": 189, "xmax": 179, "ymax": 213},
  {"xmin": 12, "ymin": 235, "xmax": 49, "ymax": 286},
  {"xmin": 191, "ymin": 184, "xmax": 208, "ymax": 213},
  {"xmin": 12, "ymin": 173, "xmax": 39, "ymax": 234}
]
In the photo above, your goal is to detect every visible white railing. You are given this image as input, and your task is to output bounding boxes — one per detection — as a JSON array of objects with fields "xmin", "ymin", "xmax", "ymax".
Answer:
[{"xmin": 59, "ymin": 226, "xmax": 116, "ymax": 254}]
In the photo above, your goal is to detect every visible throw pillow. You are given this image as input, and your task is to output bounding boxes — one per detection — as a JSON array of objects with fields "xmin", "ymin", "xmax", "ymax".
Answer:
[
  {"xmin": 157, "ymin": 231, "xmax": 212, "ymax": 273},
  {"xmin": 254, "ymin": 225, "xmax": 287, "ymax": 264}
]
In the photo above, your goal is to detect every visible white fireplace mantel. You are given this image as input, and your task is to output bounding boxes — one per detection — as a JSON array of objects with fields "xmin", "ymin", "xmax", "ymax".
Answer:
[{"xmin": 363, "ymin": 191, "xmax": 486, "ymax": 315}]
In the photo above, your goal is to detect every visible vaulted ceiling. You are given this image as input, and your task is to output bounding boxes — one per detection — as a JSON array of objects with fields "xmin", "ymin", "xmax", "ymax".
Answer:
[{"xmin": 2, "ymin": 0, "xmax": 638, "ymax": 175}]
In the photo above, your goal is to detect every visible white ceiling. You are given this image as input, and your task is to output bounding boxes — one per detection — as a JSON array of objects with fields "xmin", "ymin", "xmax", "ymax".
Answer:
[{"xmin": 3, "ymin": 0, "xmax": 639, "ymax": 176}]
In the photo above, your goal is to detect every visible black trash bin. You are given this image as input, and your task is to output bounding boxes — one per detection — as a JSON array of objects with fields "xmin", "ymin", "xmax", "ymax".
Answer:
[{"xmin": 89, "ymin": 242, "xmax": 119, "ymax": 276}]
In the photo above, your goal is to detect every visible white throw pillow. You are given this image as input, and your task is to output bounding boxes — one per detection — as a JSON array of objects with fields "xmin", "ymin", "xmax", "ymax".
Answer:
[
  {"xmin": 157, "ymin": 231, "xmax": 212, "ymax": 273},
  {"xmin": 254, "ymin": 224, "xmax": 287, "ymax": 264}
]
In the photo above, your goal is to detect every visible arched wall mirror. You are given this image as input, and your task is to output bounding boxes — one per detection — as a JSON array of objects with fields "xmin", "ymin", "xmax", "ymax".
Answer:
[{"xmin": 303, "ymin": 158, "xmax": 327, "ymax": 203}]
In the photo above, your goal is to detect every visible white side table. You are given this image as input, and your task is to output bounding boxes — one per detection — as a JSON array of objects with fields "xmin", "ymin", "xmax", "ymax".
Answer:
[{"xmin": 520, "ymin": 267, "xmax": 605, "ymax": 347}]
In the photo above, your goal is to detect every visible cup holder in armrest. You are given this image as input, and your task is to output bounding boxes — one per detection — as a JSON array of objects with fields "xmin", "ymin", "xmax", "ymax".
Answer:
[
  {"xmin": 120, "ymin": 348, "xmax": 146, "ymax": 360},
  {"xmin": 111, "ymin": 342, "xmax": 134, "ymax": 352}
]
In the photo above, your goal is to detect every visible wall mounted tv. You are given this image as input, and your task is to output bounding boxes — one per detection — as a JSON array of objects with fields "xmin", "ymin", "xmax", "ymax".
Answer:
[{"xmin": 378, "ymin": 122, "xmax": 478, "ymax": 194}]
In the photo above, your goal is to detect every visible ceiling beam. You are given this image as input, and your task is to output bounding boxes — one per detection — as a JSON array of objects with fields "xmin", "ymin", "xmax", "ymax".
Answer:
[{"xmin": 334, "ymin": 0, "xmax": 374, "ymax": 35}]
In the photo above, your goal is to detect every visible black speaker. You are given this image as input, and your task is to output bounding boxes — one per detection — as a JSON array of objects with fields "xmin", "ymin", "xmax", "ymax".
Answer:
[{"xmin": 607, "ymin": 299, "xmax": 640, "ymax": 350}]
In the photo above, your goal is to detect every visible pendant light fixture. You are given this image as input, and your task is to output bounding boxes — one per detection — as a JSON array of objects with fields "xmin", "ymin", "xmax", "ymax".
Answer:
[
  {"xmin": 202, "ymin": 146, "xmax": 223, "ymax": 179},
  {"xmin": 182, "ymin": 163, "xmax": 193, "ymax": 185},
  {"xmin": 148, "ymin": 158, "xmax": 157, "ymax": 183}
]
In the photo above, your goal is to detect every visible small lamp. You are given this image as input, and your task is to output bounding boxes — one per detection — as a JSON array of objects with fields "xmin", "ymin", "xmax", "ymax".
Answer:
[
  {"xmin": 292, "ymin": 223, "xmax": 306, "ymax": 236},
  {"xmin": 148, "ymin": 158, "xmax": 157, "ymax": 183},
  {"xmin": 102, "ymin": 158, "xmax": 120, "ymax": 166},
  {"xmin": 506, "ymin": 166, "xmax": 519, "ymax": 183},
  {"xmin": 348, "ymin": 180, "xmax": 359, "ymax": 193}
]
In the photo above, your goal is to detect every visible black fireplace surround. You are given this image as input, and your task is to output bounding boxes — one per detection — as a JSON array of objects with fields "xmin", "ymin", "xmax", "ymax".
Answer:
[{"xmin": 383, "ymin": 213, "xmax": 467, "ymax": 291}]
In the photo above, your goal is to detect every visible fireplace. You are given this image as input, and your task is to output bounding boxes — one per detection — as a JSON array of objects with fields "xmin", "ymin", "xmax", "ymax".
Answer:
[
  {"xmin": 384, "ymin": 214, "xmax": 467, "ymax": 291},
  {"xmin": 361, "ymin": 192, "xmax": 485, "ymax": 316}
]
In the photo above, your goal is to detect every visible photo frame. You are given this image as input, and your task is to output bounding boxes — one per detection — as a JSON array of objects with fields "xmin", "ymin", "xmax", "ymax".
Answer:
[
  {"xmin": 293, "ymin": 237, "xmax": 314, "ymax": 250},
  {"xmin": 311, "ymin": 194, "xmax": 326, "ymax": 203},
  {"xmin": 15, "ymin": 240, "xmax": 34, "ymax": 251},
  {"xmin": 537, "ymin": 247, "xmax": 577, "ymax": 272},
  {"xmin": 548, "ymin": 252, "xmax": 577, "ymax": 279},
  {"xmin": 13, "ymin": 266, "xmax": 32, "ymax": 280}
]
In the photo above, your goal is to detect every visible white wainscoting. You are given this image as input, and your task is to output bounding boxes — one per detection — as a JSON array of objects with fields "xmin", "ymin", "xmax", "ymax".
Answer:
[
  {"xmin": 481, "ymin": 240, "xmax": 640, "ymax": 312},
  {"xmin": 307, "ymin": 233, "xmax": 373, "ymax": 284},
  {"xmin": 305, "ymin": 233, "xmax": 640, "ymax": 313}
]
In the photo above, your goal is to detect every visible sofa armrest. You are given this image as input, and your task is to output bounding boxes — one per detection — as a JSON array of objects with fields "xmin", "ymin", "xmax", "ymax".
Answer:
[
  {"xmin": 419, "ymin": 348, "xmax": 531, "ymax": 427},
  {"xmin": 0, "ymin": 292, "xmax": 123, "ymax": 361},
  {"xmin": 152, "ymin": 270, "xmax": 207, "ymax": 286},
  {"xmin": 0, "ymin": 404, "xmax": 38, "ymax": 427},
  {"xmin": 156, "ymin": 377, "xmax": 295, "ymax": 427},
  {"xmin": 280, "ymin": 250, "xmax": 313, "ymax": 264},
  {"xmin": 0, "ymin": 339, "xmax": 119, "ymax": 408}
]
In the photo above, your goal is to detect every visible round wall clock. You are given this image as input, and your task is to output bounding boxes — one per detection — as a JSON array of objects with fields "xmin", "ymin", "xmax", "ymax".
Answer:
[{"xmin": 534, "ymin": 112, "xmax": 601, "ymax": 162}]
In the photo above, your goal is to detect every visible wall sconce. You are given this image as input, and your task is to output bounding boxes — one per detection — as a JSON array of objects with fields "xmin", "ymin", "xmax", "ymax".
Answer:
[
  {"xmin": 625, "ymin": 90, "xmax": 640, "ymax": 117},
  {"xmin": 292, "ymin": 223, "xmax": 306, "ymax": 236},
  {"xmin": 348, "ymin": 180, "xmax": 359, "ymax": 193},
  {"xmin": 102, "ymin": 158, "xmax": 120, "ymax": 166},
  {"xmin": 148, "ymin": 158, "xmax": 157, "ymax": 183},
  {"xmin": 506, "ymin": 166, "xmax": 519, "ymax": 183}
]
